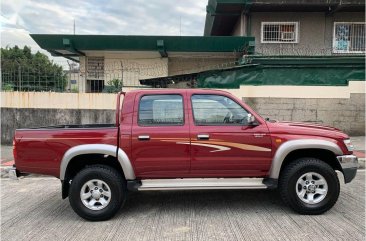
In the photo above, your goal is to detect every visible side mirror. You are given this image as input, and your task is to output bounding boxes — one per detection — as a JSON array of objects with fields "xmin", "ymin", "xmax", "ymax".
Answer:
[{"xmin": 247, "ymin": 114, "xmax": 258, "ymax": 126}]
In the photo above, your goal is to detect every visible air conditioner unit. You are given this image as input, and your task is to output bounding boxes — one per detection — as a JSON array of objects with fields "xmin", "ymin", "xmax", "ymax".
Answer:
[{"xmin": 281, "ymin": 32, "xmax": 295, "ymax": 41}]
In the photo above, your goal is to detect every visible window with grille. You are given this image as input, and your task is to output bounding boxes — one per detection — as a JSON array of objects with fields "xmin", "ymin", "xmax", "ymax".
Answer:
[
  {"xmin": 87, "ymin": 57, "xmax": 104, "ymax": 79},
  {"xmin": 261, "ymin": 22, "xmax": 299, "ymax": 43},
  {"xmin": 333, "ymin": 22, "xmax": 365, "ymax": 53}
]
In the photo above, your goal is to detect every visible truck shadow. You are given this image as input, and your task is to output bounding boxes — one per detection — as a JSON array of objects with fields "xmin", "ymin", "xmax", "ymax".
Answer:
[{"xmin": 118, "ymin": 189, "xmax": 286, "ymax": 217}]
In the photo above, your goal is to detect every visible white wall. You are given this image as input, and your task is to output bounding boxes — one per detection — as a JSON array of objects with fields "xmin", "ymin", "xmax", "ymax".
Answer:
[{"xmin": 2, "ymin": 81, "xmax": 364, "ymax": 110}]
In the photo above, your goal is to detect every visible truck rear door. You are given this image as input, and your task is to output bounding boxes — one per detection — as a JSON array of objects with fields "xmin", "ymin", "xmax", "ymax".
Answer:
[{"xmin": 131, "ymin": 91, "xmax": 191, "ymax": 178}]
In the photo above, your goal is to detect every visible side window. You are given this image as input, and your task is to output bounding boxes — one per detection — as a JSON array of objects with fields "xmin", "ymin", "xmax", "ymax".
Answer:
[
  {"xmin": 191, "ymin": 94, "xmax": 249, "ymax": 126},
  {"xmin": 138, "ymin": 95, "xmax": 184, "ymax": 126}
]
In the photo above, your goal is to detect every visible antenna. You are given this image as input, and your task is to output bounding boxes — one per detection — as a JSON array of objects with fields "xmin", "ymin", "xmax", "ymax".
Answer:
[{"xmin": 179, "ymin": 16, "xmax": 182, "ymax": 36}]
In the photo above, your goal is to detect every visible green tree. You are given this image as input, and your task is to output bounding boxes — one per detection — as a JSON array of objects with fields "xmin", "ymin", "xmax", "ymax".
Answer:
[
  {"xmin": 1, "ymin": 45, "xmax": 67, "ymax": 92},
  {"xmin": 103, "ymin": 78, "xmax": 123, "ymax": 93}
]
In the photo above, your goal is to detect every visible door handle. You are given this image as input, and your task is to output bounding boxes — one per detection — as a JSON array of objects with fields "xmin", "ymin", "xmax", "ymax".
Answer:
[
  {"xmin": 138, "ymin": 135, "xmax": 150, "ymax": 141},
  {"xmin": 197, "ymin": 134, "xmax": 210, "ymax": 140}
]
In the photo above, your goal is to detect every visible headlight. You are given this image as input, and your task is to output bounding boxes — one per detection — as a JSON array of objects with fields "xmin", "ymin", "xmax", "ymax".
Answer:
[{"xmin": 343, "ymin": 139, "xmax": 354, "ymax": 151}]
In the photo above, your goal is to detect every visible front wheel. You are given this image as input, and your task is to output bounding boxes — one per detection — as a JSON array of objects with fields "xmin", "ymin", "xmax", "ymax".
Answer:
[
  {"xmin": 279, "ymin": 158, "xmax": 340, "ymax": 215},
  {"xmin": 69, "ymin": 165, "xmax": 126, "ymax": 221}
]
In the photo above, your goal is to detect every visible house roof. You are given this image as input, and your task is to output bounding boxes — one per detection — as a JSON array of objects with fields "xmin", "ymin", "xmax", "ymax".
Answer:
[
  {"xmin": 204, "ymin": 0, "xmax": 365, "ymax": 36},
  {"xmin": 30, "ymin": 34, "xmax": 255, "ymax": 62}
]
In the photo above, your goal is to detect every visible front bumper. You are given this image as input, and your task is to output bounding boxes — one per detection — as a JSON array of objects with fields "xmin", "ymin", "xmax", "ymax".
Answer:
[{"xmin": 337, "ymin": 155, "xmax": 358, "ymax": 183}]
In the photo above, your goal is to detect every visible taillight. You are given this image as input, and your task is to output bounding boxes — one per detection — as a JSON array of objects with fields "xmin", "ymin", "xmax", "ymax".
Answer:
[{"xmin": 12, "ymin": 139, "xmax": 17, "ymax": 160}]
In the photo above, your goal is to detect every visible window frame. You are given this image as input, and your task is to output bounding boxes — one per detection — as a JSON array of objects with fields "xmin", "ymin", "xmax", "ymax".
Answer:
[
  {"xmin": 332, "ymin": 22, "xmax": 365, "ymax": 54},
  {"xmin": 137, "ymin": 94, "xmax": 185, "ymax": 127},
  {"xmin": 261, "ymin": 21, "xmax": 299, "ymax": 44},
  {"xmin": 190, "ymin": 94, "xmax": 251, "ymax": 126}
]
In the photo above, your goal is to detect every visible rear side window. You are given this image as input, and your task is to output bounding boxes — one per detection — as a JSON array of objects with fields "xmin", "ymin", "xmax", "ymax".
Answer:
[{"xmin": 138, "ymin": 95, "xmax": 184, "ymax": 126}]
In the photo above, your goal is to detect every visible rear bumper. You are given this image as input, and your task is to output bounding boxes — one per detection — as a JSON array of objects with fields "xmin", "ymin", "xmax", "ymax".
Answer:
[{"xmin": 337, "ymin": 155, "xmax": 358, "ymax": 183}]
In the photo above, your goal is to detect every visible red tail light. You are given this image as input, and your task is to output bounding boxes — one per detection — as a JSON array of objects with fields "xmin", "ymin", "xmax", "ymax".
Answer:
[{"xmin": 12, "ymin": 139, "xmax": 17, "ymax": 160}]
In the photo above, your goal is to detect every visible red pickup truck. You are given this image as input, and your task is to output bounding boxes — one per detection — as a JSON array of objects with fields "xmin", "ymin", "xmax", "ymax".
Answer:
[{"xmin": 12, "ymin": 89, "xmax": 358, "ymax": 221}]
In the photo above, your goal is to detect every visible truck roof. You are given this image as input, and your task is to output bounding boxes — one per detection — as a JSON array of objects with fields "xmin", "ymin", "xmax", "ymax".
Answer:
[{"xmin": 126, "ymin": 88, "xmax": 230, "ymax": 94}]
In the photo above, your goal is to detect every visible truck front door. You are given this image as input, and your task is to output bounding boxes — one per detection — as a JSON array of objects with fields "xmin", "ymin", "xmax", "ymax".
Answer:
[{"xmin": 188, "ymin": 93, "xmax": 272, "ymax": 177}]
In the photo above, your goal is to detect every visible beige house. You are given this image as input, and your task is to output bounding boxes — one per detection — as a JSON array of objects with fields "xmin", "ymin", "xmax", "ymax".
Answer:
[{"xmin": 31, "ymin": 35, "xmax": 254, "ymax": 92}]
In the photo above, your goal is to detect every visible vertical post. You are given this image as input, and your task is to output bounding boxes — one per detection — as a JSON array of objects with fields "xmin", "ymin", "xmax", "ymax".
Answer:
[
  {"xmin": 67, "ymin": 61, "xmax": 71, "ymax": 91},
  {"xmin": 120, "ymin": 62, "xmax": 123, "ymax": 92},
  {"xmin": 18, "ymin": 64, "xmax": 21, "ymax": 91},
  {"xmin": 38, "ymin": 68, "xmax": 41, "ymax": 91}
]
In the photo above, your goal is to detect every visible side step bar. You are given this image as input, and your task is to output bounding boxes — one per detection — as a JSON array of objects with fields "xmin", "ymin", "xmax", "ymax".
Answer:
[{"xmin": 135, "ymin": 178, "xmax": 271, "ymax": 191}]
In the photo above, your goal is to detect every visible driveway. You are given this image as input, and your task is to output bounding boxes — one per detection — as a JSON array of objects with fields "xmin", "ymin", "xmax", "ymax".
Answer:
[{"xmin": 1, "ymin": 171, "xmax": 365, "ymax": 241}]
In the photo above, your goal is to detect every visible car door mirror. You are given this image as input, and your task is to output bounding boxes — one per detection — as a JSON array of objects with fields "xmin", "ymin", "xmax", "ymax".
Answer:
[{"xmin": 247, "ymin": 114, "xmax": 258, "ymax": 126}]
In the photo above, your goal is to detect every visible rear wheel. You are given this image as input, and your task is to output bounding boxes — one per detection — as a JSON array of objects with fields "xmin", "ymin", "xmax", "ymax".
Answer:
[
  {"xmin": 279, "ymin": 158, "xmax": 340, "ymax": 215},
  {"xmin": 69, "ymin": 165, "xmax": 126, "ymax": 221}
]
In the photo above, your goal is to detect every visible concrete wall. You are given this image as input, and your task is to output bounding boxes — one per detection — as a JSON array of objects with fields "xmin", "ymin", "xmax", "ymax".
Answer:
[
  {"xmin": 1, "ymin": 108, "xmax": 115, "ymax": 144},
  {"xmin": 231, "ymin": 12, "xmax": 365, "ymax": 55},
  {"xmin": 3, "ymin": 82, "xmax": 363, "ymax": 109},
  {"xmin": 1, "ymin": 92, "xmax": 116, "ymax": 109},
  {"xmin": 104, "ymin": 57, "xmax": 168, "ymax": 86},
  {"xmin": 224, "ymin": 81, "xmax": 365, "ymax": 99},
  {"xmin": 231, "ymin": 14, "xmax": 247, "ymax": 36},
  {"xmin": 243, "ymin": 93, "xmax": 365, "ymax": 136}
]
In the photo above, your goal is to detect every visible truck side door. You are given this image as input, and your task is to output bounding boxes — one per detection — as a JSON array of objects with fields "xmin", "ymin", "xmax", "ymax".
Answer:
[
  {"xmin": 131, "ymin": 92, "xmax": 191, "ymax": 178},
  {"xmin": 188, "ymin": 93, "xmax": 272, "ymax": 177}
]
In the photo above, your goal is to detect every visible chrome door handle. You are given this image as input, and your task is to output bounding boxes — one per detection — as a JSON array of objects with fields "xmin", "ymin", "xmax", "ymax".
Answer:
[
  {"xmin": 197, "ymin": 134, "xmax": 210, "ymax": 140},
  {"xmin": 138, "ymin": 135, "xmax": 150, "ymax": 141}
]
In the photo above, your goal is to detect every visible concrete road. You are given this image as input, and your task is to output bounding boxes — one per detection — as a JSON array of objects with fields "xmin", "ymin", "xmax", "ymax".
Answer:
[{"xmin": 1, "ymin": 172, "xmax": 365, "ymax": 241}]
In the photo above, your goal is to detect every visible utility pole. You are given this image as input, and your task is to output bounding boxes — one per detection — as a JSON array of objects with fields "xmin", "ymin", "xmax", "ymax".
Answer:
[{"xmin": 73, "ymin": 19, "xmax": 75, "ymax": 35}]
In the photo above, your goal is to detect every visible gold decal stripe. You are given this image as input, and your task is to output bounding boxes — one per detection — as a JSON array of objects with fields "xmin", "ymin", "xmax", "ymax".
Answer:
[
  {"xmin": 176, "ymin": 142, "xmax": 230, "ymax": 152},
  {"xmin": 191, "ymin": 141, "xmax": 271, "ymax": 152},
  {"xmin": 157, "ymin": 138, "xmax": 224, "ymax": 141},
  {"xmin": 153, "ymin": 138, "xmax": 190, "ymax": 140},
  {"xmin": 159, "ymin": 139, "xmax": 271, "ymax": 152}
]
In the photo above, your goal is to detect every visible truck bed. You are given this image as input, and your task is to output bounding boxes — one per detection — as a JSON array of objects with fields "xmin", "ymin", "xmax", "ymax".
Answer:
[{"xmin": 14, "ymin": 125, "xmax": 118, "ymax": 178}]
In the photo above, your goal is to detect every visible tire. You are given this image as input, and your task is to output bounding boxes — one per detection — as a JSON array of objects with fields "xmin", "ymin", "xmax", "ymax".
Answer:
[
  {"xmin": 69, "ymin": 165, "xmax": 127, "ymax": 221},
  {"xmin": 279, "ymin": 158, "xmax": 340, "ymax": 215}
]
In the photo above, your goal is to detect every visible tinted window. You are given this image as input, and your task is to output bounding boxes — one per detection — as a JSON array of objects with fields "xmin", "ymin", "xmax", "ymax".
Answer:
[
  {"xmin": 139, "ymin": 95, "xmax": 184, "ymax": 125},
  {"xmin": 191, "ymin": 94, "xmax": 249, "ymax": 125}
]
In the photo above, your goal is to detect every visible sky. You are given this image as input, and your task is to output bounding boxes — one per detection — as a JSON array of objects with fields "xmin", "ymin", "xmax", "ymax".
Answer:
[{"xmin": 1, "ymin": 0, "xmax": 207, "ymax": 65}]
